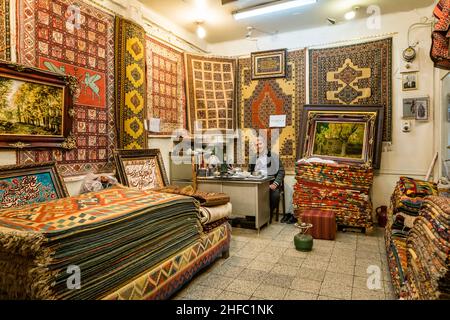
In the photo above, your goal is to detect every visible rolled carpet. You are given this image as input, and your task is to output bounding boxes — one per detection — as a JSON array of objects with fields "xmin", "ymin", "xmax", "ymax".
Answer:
[{"xmin": 199, "ymin": 203, "xmax": 232, "ymax": 224}]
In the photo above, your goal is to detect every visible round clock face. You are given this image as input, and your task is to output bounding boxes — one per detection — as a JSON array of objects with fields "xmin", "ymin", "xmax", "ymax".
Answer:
[{"xmin": 403, "ymin": 47, "xmax": 416, "ymax": 62}]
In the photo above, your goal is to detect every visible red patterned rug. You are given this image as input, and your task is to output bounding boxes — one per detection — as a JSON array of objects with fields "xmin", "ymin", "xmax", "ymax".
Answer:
[{"xmin": 16, "ymin": 0, "xmax": 116, "ymax": 176}]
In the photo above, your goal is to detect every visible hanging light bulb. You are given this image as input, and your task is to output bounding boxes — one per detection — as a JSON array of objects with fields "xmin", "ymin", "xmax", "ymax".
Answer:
[{"xmin": 196, "ymin": 20, "xmax": 206, "ymax": 39}]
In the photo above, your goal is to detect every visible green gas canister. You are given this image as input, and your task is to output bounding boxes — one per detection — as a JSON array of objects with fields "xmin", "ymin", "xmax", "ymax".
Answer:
[{"xmin": 294, "ymin": 222, "xmax": 313, "ymax": 252}]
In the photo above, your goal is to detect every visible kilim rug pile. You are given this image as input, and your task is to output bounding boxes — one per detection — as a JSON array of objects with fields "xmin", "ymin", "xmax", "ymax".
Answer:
[
  {"xmin": 185, "ymin": 54, "xmax": 236, "ymax": 133},
  {"xmin": 146, "ymin": 36, "xmax": 186, "ymax": 137},
  {"xmin": 115, "ymin": 17, "xmax": 147, "ymax": 149},
  {"xmin": 237, "ymin": 49, "xmax": 306, "ymax": 173},
  {"xmin": 0, "ymin": 185, "xmax": 202, "ymax": 299},
  {"xmin": 0, "ymin": 0, "xmax": 10, "ymax": 61},
  {"xmin": 309, "ymin": 38, "xmax": 392, "ymax": 141},
  {"xmin": 16, "ymin": 0, "xmax": 116, "ymax": 176}
]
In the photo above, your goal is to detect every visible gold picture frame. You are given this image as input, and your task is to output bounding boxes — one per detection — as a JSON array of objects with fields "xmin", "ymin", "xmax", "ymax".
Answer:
[{"xmin": 251, "ymin": 49, "xmax": 287, "ymax": 80}]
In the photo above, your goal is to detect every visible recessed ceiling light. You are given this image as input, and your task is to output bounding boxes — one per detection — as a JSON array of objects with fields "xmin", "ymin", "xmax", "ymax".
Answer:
[{"xmin": 344, "ymin": 10, "xmax": 356, "ymax": 20}]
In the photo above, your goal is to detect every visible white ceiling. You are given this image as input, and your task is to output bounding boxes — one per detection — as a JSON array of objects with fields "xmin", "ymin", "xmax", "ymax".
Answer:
[{"xmin": 140, "ymin": 0, "xmax": 436, "ymax": 43}]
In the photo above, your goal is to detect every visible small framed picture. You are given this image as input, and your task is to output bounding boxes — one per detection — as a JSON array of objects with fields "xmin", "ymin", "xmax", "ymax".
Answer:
[
  {"xmin": 414, "ymin": 97, "xmax": 429, "ymax": 121},
  {"xmin": 402, "ymin": 98, "xmax": 417, "ymax": 119},
  {"xmin": 402, "ymin": 72, "xmax": 418, "ymax": 91},
  {"xmin": 251, "ymin": 49, "xmax": 287, "ymax": 80}
]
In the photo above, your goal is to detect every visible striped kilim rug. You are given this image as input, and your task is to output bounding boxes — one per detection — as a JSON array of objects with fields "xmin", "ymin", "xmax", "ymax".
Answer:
[{"xmin": 0, "ymin": 185, "xmax": 202, "ymax": 299}]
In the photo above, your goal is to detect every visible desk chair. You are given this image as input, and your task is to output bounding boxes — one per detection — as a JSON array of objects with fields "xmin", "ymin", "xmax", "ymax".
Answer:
[{"xmin": 270, "ymin": 182, "xmax": 286, "ymax": 223}]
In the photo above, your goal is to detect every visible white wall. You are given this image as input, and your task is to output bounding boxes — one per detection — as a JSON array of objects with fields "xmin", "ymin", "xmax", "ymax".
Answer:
[{"xmin": 208, "ymin": 4, "xmax": 441, "ymax": 217}]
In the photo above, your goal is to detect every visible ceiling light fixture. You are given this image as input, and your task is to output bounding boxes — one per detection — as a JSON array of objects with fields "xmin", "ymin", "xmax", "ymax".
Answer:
[
  {"xmin": 195, "ymin": 20, "xmax": 206, "ymax": 39},
  {"xmin": 344, "ymin": 6, "xmax": 360, "ymax": 20},
  {"xmin": 232, "ymin": 0, "xmax": 317, "ymax": 20}
]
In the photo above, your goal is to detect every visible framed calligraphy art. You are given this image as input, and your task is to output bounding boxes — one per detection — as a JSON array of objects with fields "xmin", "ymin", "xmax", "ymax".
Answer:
[
  {"xmin": 251, "ymin": 49, "xmax": 287, "ymax": 80},
  {"xmin": 114, "ymin": 149, "xmax": 169, "ymax": 190}
]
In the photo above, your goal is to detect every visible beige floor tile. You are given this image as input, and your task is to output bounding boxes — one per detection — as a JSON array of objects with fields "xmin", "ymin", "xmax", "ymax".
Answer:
[
  {"xmin": 218, "ymin": 290, "xmax": 251, "ymax": 300},
  {"xmin": 182, "ymin": 285, "xmax": 223, "ymax": 300},
  {"xmin": 351, "ymin": 287, "xmax": 385, "ymax": 300},
  {"xmin": 284, "ymin": 248, "xmax": 310, "ymax": 258},
  {"xmin": 302, "ymin": 259, "xmax": 329, "ymax": 271},
  {"xmin": 253, "ymin": 284, "xmax": 288, "ymax": 300},
  {"xmin": 355, "ymin": 250, "xmax": 382, "ymax": 259},
  {"xmin": 249, "ymin": 296, "xmax": 267, "ymax": 300},
  {"xmin": 334, "ymin": 242, "xmax": 357, "ymax": 251},
  {"xmin": 297, "ymin": 267, "xmax": 326, "ymax": 282},
  {"xmin": 332, "ymin": 248, "xmax": 356, "ymax": 258},
  {"xmin": 211, "ymin": 263, "xmax": 244, "ymax": 278},
  {"xmin": 198, "ymin": 274, "xmax": 235, "ymax": 290},
  {"xmin": 323, "ymin": 272, "xmax": 354, "ymax": 287},
  {"xmin": 355, "ymin": 257, "xmax": 382, "ymax": 268},
  {"xmin": 262, "ymin": 273, "xmax": 295, "ymax": 288},
  {"xmin": 226, "ymin": 279, "xmax": 259, "ymax": 296},
  {"xmin": 327, "ymin": 261, "xmax": 355, "ymax": 275},
  {"xmin": 255, "ymin": 251, "xmax": 283, "ymax": 263},
  {"xmin": 271, "ymin": 264, "xmax": 298, "ymax": 277},
  {"xmin": 234, "ymin": 249, "xmax": 260, "ymax": 259},
  {"xmin": 356, "ymin": 243, "xmax": 380, "ymax": 254},
  {"xmin": 354, "ymin": 265, "xmax": 387, "ymax": 281},
  {"xmin": 320, "ymin": 282, "xmax": 352, "ymax": 300},
  {"xmin": 237, "ymin": 268, "xmax": 268, "ymax": 283},
  {"xmin": 317, "ymin": 295, "xmax": 341, "ymax": 300},
  {"xmin": 247, "ymin": 259, "xmax": 276, "ymax": 272},
  {"xmin": 264, "ymin": 245, "xmax": 288, "ymax": 255},
  {"xmin": 223, "ymin": 256, "xmax": 253, "ymax": 268},
  {"xmin": 329, "ymin": 255, "xmax": 355, "ymax": 266},
  {"xmin": 353, "ymin": 276, "xmax": 385, "ymax": 292},
  {"xmin": 290, "ymin": 278, "xmax": 322, "ymax": 294},
  {"xmin": 284, "ymin": 289, "xmax": 318, "ymax": 300},
  {"xmin": 278, "ymin": 254, "xmax": 305, "ymax": 267},
  {"xmin": 270, "ymin": 240, "xmax": 294, "ymax": 249}
]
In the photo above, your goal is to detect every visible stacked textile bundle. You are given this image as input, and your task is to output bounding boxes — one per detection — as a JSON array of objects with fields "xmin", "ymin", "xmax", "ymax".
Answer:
[
  {"xmin": 293, "ymin": 160, "xmax": 374, "ymax": 229},
  {"xmin": 385, "ymin": 176, "xmax": 438, "ymax": 297},
  {"xmin": 0, "ymin": 185, "xmax": 202, "ymax": 299},
  {"xmin": 405, "ymin": 196, "xmax": 450, "ymax": 300},
  {"xmin": 155, "ymin": 185, "xmax": 232, "ymax": 227}
]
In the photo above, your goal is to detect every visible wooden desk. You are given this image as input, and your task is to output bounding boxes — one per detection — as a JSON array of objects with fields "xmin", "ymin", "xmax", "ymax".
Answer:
[{"xmin": 197, "ymin": 176, "xmax": 272, "ymax": 231}]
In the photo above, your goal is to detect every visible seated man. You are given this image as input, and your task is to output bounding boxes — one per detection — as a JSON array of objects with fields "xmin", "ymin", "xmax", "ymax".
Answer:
[{"xmin": 249, "ymin": 136, "xmax": 296, "ymax": 224}]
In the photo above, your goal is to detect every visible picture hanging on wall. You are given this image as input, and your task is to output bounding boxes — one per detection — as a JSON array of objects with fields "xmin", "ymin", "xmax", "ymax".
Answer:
[
  {"xmin": 402, "ymin": 71, "xmax": 418, "ymax": 91},
  {"xmin": 414, "ymin": 97, "xmax": 429, "ymax": 121},
  {"xmin": 298, "ymin": 105, "xmax": 384, "ymax": 169},
  {"xmin": 403, "ymin": 97, "xmax": 429, "ymax": 120},
  {"xmin": 251, "ymin": 49, "xmax": 287, "ymax": 80}
]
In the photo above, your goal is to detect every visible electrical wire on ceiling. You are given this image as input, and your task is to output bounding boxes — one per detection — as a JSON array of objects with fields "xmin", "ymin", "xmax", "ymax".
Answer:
[{"xmin": 407, "ymin": 16, "xmax": 435, "ymax": 48}]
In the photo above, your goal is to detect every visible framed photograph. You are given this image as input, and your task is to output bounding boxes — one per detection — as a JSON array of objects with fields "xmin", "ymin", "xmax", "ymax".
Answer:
[
  {"xmin": 414, "ymin": 97, "xmax": 429, "ymax": 121},
  {"xmin": 298, "ymin": 105, "xmax": 384, "ymax": 169},
  {"xmin": 251, "ymin": 49, "xmax": 287, "ymax": 80},
  {"xmin": 0, "ymin": 161, "xmax": 68, "ymax": 209},
  {"xmin": 403, "ymin": 98, "xmax": 418, "ymax": 119},
  {"xmin": 402, "ymin": 72, "xmax": 418, "ymax": 91},
  {"xmin": 114, "ymin": 149, "xmax": 169, "ymax": 191},
  {"xmin": 0, "ymin": 61, "xmax": 76, "ymax": 149}
]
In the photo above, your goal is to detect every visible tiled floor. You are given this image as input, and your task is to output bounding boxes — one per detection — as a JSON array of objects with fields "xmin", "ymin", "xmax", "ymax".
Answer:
[{"xmin": 172, "ymin": 222, "xmax": 396, "ymax": 300}]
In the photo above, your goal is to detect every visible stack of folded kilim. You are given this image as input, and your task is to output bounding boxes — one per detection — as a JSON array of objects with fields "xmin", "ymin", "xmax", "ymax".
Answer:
[
  {"xmin": 0, "ymin": 185, "xmax": 202, "ymax": 299},
  {"xmin": 405, "ymin": 196, "xmax": 449, "ymax": 300},
  {"xmin": 293, "ymin": 161, "xmax": 374, "ymax": 229},
  {"xmin": 384, "ymin": 176, "xmax": 438, "ymax": 297}
]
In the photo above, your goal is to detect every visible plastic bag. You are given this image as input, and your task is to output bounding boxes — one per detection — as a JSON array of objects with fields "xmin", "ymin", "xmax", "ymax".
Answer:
[{"xmin": 79, "ymin": 173, "xmax": 118, "ymax": 194}]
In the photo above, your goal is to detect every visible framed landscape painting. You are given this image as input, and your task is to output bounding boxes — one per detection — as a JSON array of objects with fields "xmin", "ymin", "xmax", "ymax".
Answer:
[
  {"xmin": 298, "ymin": 105, "xmax": 384, "ymax": 169},
  {"xmin": 0, "ymin": 61, "xmax": 75, "ymax": 148},
  {"xmin": 251, "ymin": 49, "xmax": 287, "ymax": 80},
  {"xmin": 114, "ymin": 149, "xmax": 169, "ymax": 191}
]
